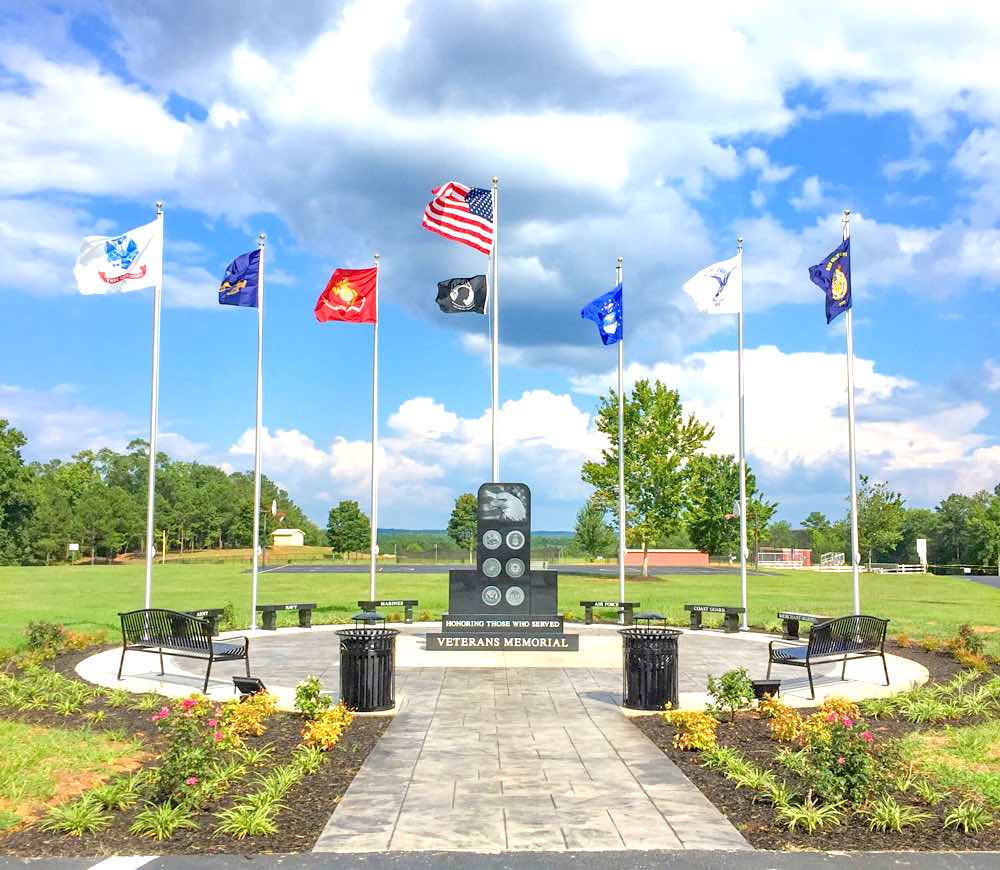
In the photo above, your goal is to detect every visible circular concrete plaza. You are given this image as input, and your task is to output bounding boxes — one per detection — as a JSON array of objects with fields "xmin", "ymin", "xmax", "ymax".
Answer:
[{"xmin": 78, "ymin": 622, "xmax": 927, "ymax": 712}]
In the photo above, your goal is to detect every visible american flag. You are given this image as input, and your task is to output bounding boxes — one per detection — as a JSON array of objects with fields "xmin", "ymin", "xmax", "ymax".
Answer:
[{"xmin": 422, "ymin": 181, "xmax": 494, "ymax": 256}]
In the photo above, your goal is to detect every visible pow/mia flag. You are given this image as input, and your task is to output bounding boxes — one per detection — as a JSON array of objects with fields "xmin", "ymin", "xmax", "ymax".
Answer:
[{"xmin": 436, "ymin": 275, "xmax": 487, "ymax": 314}]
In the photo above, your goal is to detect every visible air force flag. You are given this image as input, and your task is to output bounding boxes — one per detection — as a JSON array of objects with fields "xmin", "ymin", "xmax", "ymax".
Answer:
[
  {"xmin": 682, "ymin": 255, "xmax": 741, "ymax": 314},
  {"xmin": 219, "ymin": 249, "xmax": 260, "ymax": 308},
  {"xmin": 581, "ymin": 283, "xmax": 623, "ymax": 346},
  {"xmin": 436, "ymin": 275, "xmax": 487, "ymax": 314},
  {"xmin": 808, "ymin": 238, "xmax": 851, "ymax": 324}
]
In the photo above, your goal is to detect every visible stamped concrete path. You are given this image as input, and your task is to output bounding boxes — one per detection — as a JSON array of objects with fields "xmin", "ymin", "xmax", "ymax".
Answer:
[{"xmin": 314, "ymin": 667, "xmax": 749, "ymax": 853}]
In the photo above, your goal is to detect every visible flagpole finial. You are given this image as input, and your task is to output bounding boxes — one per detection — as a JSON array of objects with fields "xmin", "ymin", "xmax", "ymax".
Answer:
[
  {"xmin": 843, "ymin": 208, "xmax": 851, "ymax": 220},
  {"xmin": 617, "ymin": 256, "xmax": 623, "ymax": 265},
  {"xmin": 737, "ymin": 236, "xmax": 743, "ymax": 245},
  {"xmin": 258, "ymin": 232, "xmax": 266, "ymax": 247},
  {"xmin": 155, "ymin": 201, "xmax": 163, "ymax": 215},
  {"xmin": 492, "ymin": 176, "xmax": 499, "ymax": 186},
  {"xmin": 374, "ymin": 253, "xmax": 380, "ymax": 264}
]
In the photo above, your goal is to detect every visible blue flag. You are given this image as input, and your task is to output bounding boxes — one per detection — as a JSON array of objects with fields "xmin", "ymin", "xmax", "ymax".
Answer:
[
  {"xmin": 219, "ymin": 249, "xmax": 260, "ymax": 308},
  {"xmin": 808, "ymin": 238, "xmax": 851, "ymax": 324},
  {"xmin": 580, "ymin": 283, "xmax": 623, "ymax": 346}
]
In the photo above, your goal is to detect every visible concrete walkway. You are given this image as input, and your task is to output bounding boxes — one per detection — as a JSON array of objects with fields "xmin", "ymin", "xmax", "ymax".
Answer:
[{"xmin": 314, "ymin": 667, "xmax": 749, "ymax": 853}]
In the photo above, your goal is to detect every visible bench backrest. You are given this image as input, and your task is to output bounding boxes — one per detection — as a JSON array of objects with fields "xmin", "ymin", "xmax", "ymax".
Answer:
[
  {"xmin": 808, "ymin": 614, "xmax": 888, "ymax": 656},
  {"xmin": 119, "ymin": 608, "xmax": 212, "ymax": 652}
]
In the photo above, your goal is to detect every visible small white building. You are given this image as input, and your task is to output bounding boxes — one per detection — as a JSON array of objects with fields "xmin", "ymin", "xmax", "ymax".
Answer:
[{"xmin": 271, "ymin": 528, "xmax": 305, "ymax": 547}]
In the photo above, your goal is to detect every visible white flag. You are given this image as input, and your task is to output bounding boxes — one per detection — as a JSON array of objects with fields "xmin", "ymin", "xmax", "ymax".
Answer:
[
  {"xmin": 74, "ymin": 219, "xmax": 162, "ymax": 295},
  {"xmin": 682, "ymin": 254, "xmax": 741, "ymax": 315}
]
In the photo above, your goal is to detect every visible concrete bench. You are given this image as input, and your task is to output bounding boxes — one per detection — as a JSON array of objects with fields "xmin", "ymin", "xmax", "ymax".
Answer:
[
  {"xmin": 776, "ymin": 610, "xmax": 828, "ymax": 640},
  {"xmin": 256, "ymin": 602, "xmax": 316, "ymax": 631},
  {"xmin": 580, "ymin": 600, "xmax": 640, "ymax": 625},
  {"xmin": 358, "ymin": 599, "xmax": 418, "ymax": 624},
  {"xmin": 684, "ymin": 603, "xmax": 745, "ymax": 633},
  {"xmin": 183, "ymin": 608, "xmax": 226, "ymax": 637}
]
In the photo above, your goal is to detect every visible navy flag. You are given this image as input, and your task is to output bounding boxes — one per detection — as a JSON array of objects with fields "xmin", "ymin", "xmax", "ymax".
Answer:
[
  {"xmin": 219, "ymin": 249, "xmax": 260, "ymax": 308},
  {"xmin": 580, "ymin": 283, "xmax": 623, "ymax": 346},
  {"xmin": 808, "ymin": 238, "xmax": 851, "ymax": 324},
  {"xmin": 437, "ymin": 275, "xmax": 487, "ymax": 314}
]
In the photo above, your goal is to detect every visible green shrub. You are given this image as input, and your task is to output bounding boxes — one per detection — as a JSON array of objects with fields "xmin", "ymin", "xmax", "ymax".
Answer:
[
  {"xmin": 705, "ymin": 668, "xmax": 755, "ymax": 722},
  {"xmin": 294, "ymin": 676, "xmax": 332, "ymax": 720},
  {"xmin": 40, "ymin": 797, "xmax": 111, "ymax": 836},
  {"xmin": 130, "ymin": 802, "xmax": 199, "ymax": 840},
  {"xmin": 861, "ymin": 795, "xmax": 931, "ymax": 832},
  {"xmin": 943, "ymin": 800, "xmax": 993, "ymax": 833},
  {"xmin": 776, "ymin": 793, "xmax": 843, "ymax": 833},
  {"xmin": 24, "ymin": 621, "xmax": 65, "ymax": 652}
]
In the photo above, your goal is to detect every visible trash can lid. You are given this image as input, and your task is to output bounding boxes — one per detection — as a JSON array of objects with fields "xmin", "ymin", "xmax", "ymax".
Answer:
[
  {"xmin": 336, "ymin": 627, "xmax": 400, "ymax": 638},
  {"xmin": 618, "ymin": 627, "xmax": 682, "ymax": 638}
]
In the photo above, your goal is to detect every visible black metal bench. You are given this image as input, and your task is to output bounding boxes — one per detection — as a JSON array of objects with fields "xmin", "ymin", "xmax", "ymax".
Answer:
[
  {"xmin": 776, "ymin": 610, "xmax": 828, "ymax": 640},
  {"xmin": 256, "ymin": 602, "xmax": 316, "ymax": 631},
  {"xmin": 118, "ymin": 608, "xmax": 250, "ymax": 693},
  {"xmin": 685, "ymin": 603, "xmax": 745, "ymax": 633},
  {"xmin": 359, "ymin": 599, "xmax": 418, "ymax": 624},
  {"xmin": 633, "ymin": 611, "xmax": 666, "ymax": 628},
  {"xmin": 183, "ymin": 608, "xmax": 226, "ymax": 637},
  {"xmin": 767, "ymin": 614, "xmax": 890, "ymax": 699},
  {"xmin": 580, "ymin": 600, "xmax": 639, "ymax": 625}
]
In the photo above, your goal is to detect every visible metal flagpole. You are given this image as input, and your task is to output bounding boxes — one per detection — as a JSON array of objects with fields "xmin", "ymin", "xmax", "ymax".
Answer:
[
  {"xmin": 616, "ymin": 257, "xmax": 626, "ymax": 610},
  {"xmin": 249, "ymin": 233, "xmax": 266, "ymax": 629},
  {"xmin": 843, "ymin": 210, "xmax": 861, "ymax": 614},
  {"xmin": 370, "ymin": 254, "xmax": 380, "ymax": 601},
  {"xmin": 737, "ymin": 238, "xmax": 749, "ymax": 630},
  {"xmin": 142, "ymin": 201, "xmax": 164, "ymax": 609},
  {"xmin": 490, "ymin": 177, "xmax": 500, "ymax": 482}
]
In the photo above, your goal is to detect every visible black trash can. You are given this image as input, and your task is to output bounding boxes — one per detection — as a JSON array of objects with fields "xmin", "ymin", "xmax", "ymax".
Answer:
[
  {"xmin": 337, "ymin": 628, "xmax": 398, "ymax": 712},
  {"xmin": 620, "ymin": 627, "xmax": 681, "ymax": 711}
]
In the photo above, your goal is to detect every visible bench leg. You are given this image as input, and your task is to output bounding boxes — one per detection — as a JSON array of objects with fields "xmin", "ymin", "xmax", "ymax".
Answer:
[
  {"xmin": 159, "ymin": 649, "xmax": 165, "ymax": 676},
  {"xmin": 262, "ymin": 611, "xmax": 277, "ymax": 631},
  {"xmin": 841, "ymin": 656, "xmax": 849, "ymax": 681},
  {"xmin": 204, "ymin": 658, "xmax": 213, "ymax": 694},
  {"xmin": 881, "ymin": 653, "xmax": 890, "ymax": 687},
  {"xmin": 117, "ymin": 647, "xmax": 127, "ymax": 681},
  {"xmin": 689, "ymin": 612, "xmax": 702, "ymax": 630},
  {"xmin": 806, "ymin": 662, "xmax": 815, "ymax": 700},
  {"xmin": 299, "ymin": 609, "xmax": 312, "ymax": 629},
  {"xmin": 623, "ymin": 607, "xmax": 634, "ymax": 626},
  {"xmin": 783, "ymin": 619, "xmax": 799, "ymax": 640},
  {"xmin": 724, "ymin": 613, "xmax": 739, "ymax": 633},
  {"xmin": 766, "ymin": 659, "xmax": 772, "ymax": 680},
  {"xmin": 584, "ymin": 606, "xmax": 593, "ymax": 625},
  {"xmin": 405, "ymin": 606, "xmax": 413, "ymax": 624}
]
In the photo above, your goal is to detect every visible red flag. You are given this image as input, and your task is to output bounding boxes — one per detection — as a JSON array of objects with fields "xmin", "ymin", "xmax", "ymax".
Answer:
[{"xmin": 314, "ymin": 267, "xmax": 378, "ymax": 323}]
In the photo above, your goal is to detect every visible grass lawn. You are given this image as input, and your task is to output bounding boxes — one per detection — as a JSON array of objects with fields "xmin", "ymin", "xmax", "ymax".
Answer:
[
  {"xmin": 0, "ymin": 720, "xmax": 143, "ymax": 830},
  {"xmin": 0, "ymin": 563, "xmax": 999, "ymax": 654},
  {"xmin": 905, "ymin": 720, "xmax": 1000, "ymax": 809}
]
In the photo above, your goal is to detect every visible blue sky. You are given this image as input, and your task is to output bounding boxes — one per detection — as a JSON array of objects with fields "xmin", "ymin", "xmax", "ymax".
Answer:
[{"xmin": 1, "ymin": 1, "xmax": 999, "ymax": 530}]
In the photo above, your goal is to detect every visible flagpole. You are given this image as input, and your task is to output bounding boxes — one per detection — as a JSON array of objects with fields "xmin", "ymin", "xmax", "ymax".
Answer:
[
  {"xmin": 490, "ymin": 176, "xmax": 500, "ymax": 482},
  {"xmin": 249, "ymin": 232, "xmax": 266, "ymax": 629},
  {"xmin": 142, "ymin": 201, "xmax": 164, "ymax": 609},
  {"xmin": 370, "ymin": 254, "xmax": 380, "ymax": 601},
  {"xmin": 737, "ymin": 237, "xmax": 749, "ymax": 630},
  {"xmin": 616, "ymin": 256, "xmax": 626, "ymax": 612},
  {"xmin": 843, "ymin": 210, "xmax": 861, "ymax": 614}
]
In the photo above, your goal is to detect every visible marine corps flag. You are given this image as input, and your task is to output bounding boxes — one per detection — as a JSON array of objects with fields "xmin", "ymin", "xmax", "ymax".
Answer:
[
  {"xmin": 436, "ymin": 275, "xmax": 487, "ymax": 314},
  {"xmin": 809, "ymin": 238, "xmax": 851, "ymax": 324},
  {"xmin": 314, "ymin": 267, "xmax": 378, "ymax": 323}
]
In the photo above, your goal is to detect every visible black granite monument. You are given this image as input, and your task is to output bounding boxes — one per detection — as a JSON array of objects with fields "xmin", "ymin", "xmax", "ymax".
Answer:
[{"xmin": 426, "ymin": 482, "xmax": 579, "ymax": 651}]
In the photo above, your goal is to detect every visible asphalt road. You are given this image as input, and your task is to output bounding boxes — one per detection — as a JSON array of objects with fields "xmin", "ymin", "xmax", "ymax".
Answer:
[
  {"xmin": 255, "ymin": 563, "xmax": 775, "ymax": 577},
  {"xmin": 8, "ymin": 851, "xmax": 999, "ymax": 870}
]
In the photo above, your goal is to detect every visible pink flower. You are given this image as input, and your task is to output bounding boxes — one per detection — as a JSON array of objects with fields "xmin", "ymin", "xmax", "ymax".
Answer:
[
  {"xmin": 841, "ymin": 716, "xmax": 854, "ymax": 728},
  {"xmin": 185, "ymin": 777, "xmax": 198, "ymax": 786},
  {"xmin": 825, "ymin": 712, "xmax": 838, "ymax": 723},
  {"xmin": 861, "ymin": 731, "xmax": 874, "ymax": 743},
  {"xmin": 207, "ymin": 718, "xmax": 218, "ymax": 727},
  {"xmin": 180, "ymin": 698, "xmax": 197, "ymax": 710},
  {"xmin": 150, "ymin": 706, "xmax": 171, "ymax": 722},
  {"xmin": 837, "ymin": 756, "xmax": 846, "ymax": 765},
  {"xmin": 214, "ymin": 730, "xmax": 224, "ymax": 741}
]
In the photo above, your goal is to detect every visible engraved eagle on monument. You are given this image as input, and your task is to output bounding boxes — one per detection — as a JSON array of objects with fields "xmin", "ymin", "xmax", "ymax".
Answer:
[{"xmin": 426, "ymin": 482, "xmax": 578, "ymax": 651}]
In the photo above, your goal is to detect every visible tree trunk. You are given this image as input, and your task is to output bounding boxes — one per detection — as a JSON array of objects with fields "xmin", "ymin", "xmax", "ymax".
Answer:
[{"xmin": 641, "ymin": 539, "xmax": 649, "ymax": 578}]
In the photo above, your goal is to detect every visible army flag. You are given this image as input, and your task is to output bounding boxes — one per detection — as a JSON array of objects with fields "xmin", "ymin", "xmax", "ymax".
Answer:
[
  {"xmin": 314, "ymin": 267, "xmax": 378, "ymax": 323},
  {"xmin": 809, "ymin": 238, "xmax": 851, "ymax": 323},
  {"xmin": 437, "ymin": 275, "xmax": 487, "ymax": 314},
  {"xmin": 580, "ymin": 283, "xmax": 623, "ymax": 346},
  {"xmin": 682, "ymin": 255, "xmax": 741, "ymax": 314},
  {"xmin": 218, "ymin": 249, "xmax": 260, "ymax": 308},
  {"xmin": 74, "ymin": 219, "xmax": 162, "ymax": 295}
]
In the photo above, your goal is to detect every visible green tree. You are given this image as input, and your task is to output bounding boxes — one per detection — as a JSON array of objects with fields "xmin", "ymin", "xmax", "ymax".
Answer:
[
  {"xmin": 686, "ymin": 454, "xmax": 746, "ymax": 559},
  {"xmin": 573, "ymin": 496, "xmax": 615, "ymax": 561},
  {"xmin": 856, "ymin": 475, "xmax": 906, "ymax": 567},
  {"xmin": 746, "ymin": 494, "xmax": 777, "ymax": 567},
  {"xmin": 801, "ymin": 511, "xmax": 848, "ymax": 562},
  {"xmin": 891, "ymin": 507, "xmax": 940, "ymax": 564},
  {"xmin": 0, "ymin": 420, "xmax": 35, "ymax": 564},
  {"xmin": 935, "ymin": 493, "xmax": 975, "ymax": 563},
  {"xmin": 969, "ymin": 491, "xmax": 1000, "ymax": 574},
  {"xmin": 447, "ymin": 493, "xmax": 478, "ymax": 564},
  {"xmin": 326, "ymin": 500, "xmax": 371, "ymax": 558},
  {"xmin": 582, "ymin": 379, "xmax": 713, "ymax": 576},
  {"xmin": 764, "ymin": 520, "xmax": 796, "ymax": 549}
]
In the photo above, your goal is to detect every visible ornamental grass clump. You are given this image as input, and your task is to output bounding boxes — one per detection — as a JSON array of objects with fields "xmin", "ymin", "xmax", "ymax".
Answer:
[
  {"xmin": 301, "ymin": 702, "xmax": 354, "ymax": 750},
  {"xmin": 662, "ymin": 706, "xmax": 719, "ymax": 750}
]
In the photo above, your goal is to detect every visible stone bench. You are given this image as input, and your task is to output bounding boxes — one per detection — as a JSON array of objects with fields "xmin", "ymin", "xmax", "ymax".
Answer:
[
  {"xmin": 580, "ymin": 600, "xmax": 640, "ymax": 625},
  {"xmin": 256, "ymin": 602, "xmax": 316, "ymax": 631},
  {"xmin": 182, "ymin": 608, "xmax": 226, "ymax": 637},
  {"xmin": 684, "ymin": 603, "xmax": 745, "ymax": 633},
  {"xmin": 358, "ymin": 599, "xmax": 418, "ymax": 624},
  {"xmin": 776, "ymin": 610, "xmax": 828, "ymax": 640}
]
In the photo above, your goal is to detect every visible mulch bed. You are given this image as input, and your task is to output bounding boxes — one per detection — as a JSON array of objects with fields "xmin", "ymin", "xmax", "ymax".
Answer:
[
  {"xmin": 0, "ymin": 647, "xmax": 391, "ymax": 856},
  {"xmin": 634, "ymin": 645, "xmax": 1000, "ymax": 851}
]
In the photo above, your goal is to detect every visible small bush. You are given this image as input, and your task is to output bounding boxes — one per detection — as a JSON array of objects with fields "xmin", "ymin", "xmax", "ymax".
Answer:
[
  {"xmin": 705, "ymin": 668, "xmax": 755, "ymax": 722},
  {"xmin": 221, "ymin": 691, "xmax": 279, "ymax": 739},
  {"xmin": 950, "ymin": 624, "xmax": 986, "ymax": 656},
  {"xmin": 662, "ymin": 707, "xmax": 718, "ymax": 751},
  {"xmin": 894, "ymin": 633, "xmax": 912, "ymax": 648},
  {"xmin": 301, "ymin": 703, "xmax": 354, "ymax": 750},
  {"xmin": 943, "ymin": 800, "xmax": 993, "ymax": 834},
  {"xmin": 776, "ymin": 793, "xmax": 842, "ymax": 833},
  {"xmin": 130, "ymin": 802, "xmax": 199, "ymax": 841},
  {"xmin": 40, "ymin": 797, "xmax": 111, "ymax": 836},
  {"xmin": 954, "ymin": 649, "xmax": 990, "ymax": 672},
  {"xmin": 24, "ymin": 621, "xmax": 65, "ymax": 652},
  {"xmin": 215, "ymin": 804, "xmax": 279, "ymax": 838},
  {"xmin": 759, "ymin": 695, "xmax": 802, "ymax": 742},
  {"xmin": 294, "ymin": 676, "xmax": 332, "ymax": 720}
]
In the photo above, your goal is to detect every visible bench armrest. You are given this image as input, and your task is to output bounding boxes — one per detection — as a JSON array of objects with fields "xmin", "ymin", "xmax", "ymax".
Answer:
[{"xmin": 768, "ymin": 638, "xmax": 805, "ymax": 653}]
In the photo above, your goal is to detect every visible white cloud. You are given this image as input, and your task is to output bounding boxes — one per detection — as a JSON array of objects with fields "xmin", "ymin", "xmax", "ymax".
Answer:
[
  {"xmin": 987, "ymin": 360, "xmax": 1000, "ymax": 392},
  {"xmin": 883, "ymin": 157, "xmax": 931, "ymax": 179},
  {"xmin": 790, "ymin": 176, "xmax": 825, "ymax": 210},
  {"xmin": 207, "ymin": 102, "xmax": 249, "ymax": 129},
  {"xmin": 745, "ymin": 147, "xmax": 795, "ymax": 183}
]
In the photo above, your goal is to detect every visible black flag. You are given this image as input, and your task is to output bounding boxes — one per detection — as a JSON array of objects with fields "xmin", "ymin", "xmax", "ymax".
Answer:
[{"xmin": 436, "ymin": 275, "xmax": 487, "ymax": 314}]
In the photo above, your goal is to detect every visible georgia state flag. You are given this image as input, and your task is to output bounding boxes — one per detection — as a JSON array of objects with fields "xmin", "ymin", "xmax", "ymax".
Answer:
[{"xmin": 74, "ymin": 219, "xmax": 163, "ymax": 295}]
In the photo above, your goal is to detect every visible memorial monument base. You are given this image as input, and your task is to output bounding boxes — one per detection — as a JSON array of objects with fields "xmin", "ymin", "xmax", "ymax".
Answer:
[{"xmin": 425, "ymin": 632, "xmax": 579, "ymax": 652}]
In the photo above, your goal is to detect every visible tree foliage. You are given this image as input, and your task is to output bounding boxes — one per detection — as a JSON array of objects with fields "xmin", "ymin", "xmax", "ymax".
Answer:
[
  {"xmin": 856, "ymin": 475, "xmax": 906, "ymax": 565},
  {"xmin": 573, "ymin": 496, "xmax": 615, "ymax": 561},
  {"xmin": 326, "ymin": 500, "xmax": 371, "ymax": 557},
  {"xmin": 446, "ymin": 493, "xmax": 477, "ymax": 560},
  {"xmin": 686, "ymin": 454, "xmax": 752, "ymax": 558},
  {"xmin": 0, "ymin": 420, "xmax": 35, "ymax": 564}
]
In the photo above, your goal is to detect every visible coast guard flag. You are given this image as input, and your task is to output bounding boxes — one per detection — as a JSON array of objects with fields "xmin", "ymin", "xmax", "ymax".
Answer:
[
  {"xmin": 218, "ymin": 249, "xmax": 260, "ymax": 308},
  {"xmin": 581, "ymin": 283, "xmax": 623, "ymax": 346},
  {"xmin": 808, "ymin": 238, "xmax": 851, "ymax": 324},
  {"xmin": 682, "ymin": 255, "xmax": 741, "ymax": 314},
  {"xmin": 74, "ymin": 219, "xmax": 162, "ymax": 294}
]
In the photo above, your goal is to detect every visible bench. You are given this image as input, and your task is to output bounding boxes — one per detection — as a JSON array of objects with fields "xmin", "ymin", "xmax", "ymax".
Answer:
[
  {"xmin": 767, "ymin": 614, "xmax": 890, "ymax": 699},
  {"xmin": 256, "ymin": 603, "xmax": 316, "ymax": 631},
  {"xmin": 118, "ymin": 608, "xmax": 250, "ymax": 693},
  {"xmin": 183, "ymin": 608, "xmax": 226, "ymax": 637},
  {"xmin": 580, "ymin": 600, "xmax": 639, "ymax": 625},
  {"xmin": 358, "ymin": 599, "xmax": 418, "ymax": 624},
  {"xmin": 776, "ymin": 611, "xmax": 829, "ymax": 641},
  {"xmin": 685, "ymin": 603, "xmax": 745, "ymax": 633}
]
